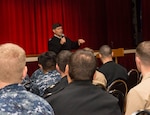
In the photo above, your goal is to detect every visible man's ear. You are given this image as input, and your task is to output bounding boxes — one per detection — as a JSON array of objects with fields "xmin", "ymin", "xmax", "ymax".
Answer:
[
  {"xmin": 38, "ymin": 64, "xmax": 43, "ymax": 69},
  {"xmin": 93, "ymin": 71, "xmax": 96, "ymax": 80},
  {"xmin": 52, "ymin": 29, "xmax": 55, "ymax": 33},
  {"xmin": 65, "ymin": 64, "xmax": 72, "ymax": 83},
  {"xmin": 65, "ymin": 64, "xmax": 69, "ymax": 74},
  {"xmin": 135, "ymin": 56, "xmax": 141, "ymax": 72},
  {"xmin": 135, "ymin": 56, "xmax": 140, "ymax": 64},
  {"xmin": 99, "ymin": 54, "xmax": 102, "ymax": 58},
  {"xmin": 56, "ymin": 64, "xmax": 61, "ymax": 73},
  {"xmin": 22, "ymin": 66, "xmax": 28, "ymax": 80},
  {"xmin": 111, "ymin": 52, "xmax": 114, "ymax": 57}
]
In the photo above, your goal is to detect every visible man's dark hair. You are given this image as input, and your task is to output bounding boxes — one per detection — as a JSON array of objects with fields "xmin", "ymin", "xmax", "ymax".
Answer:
[
  {"xmin": 52, "ymin": 23, "xmax": 62, "ymax": 29},
  {"xmin": 99, "ymin": 45, "xmax": 112, "ymax": 57},
  {"xmin": 38, "ymin": 51, "xmax": 56, "ymax": 71},
  {"xmin": 69, "ymin": 49, "xmax": 96, "ymax": 81},
  {"xmin": 56, "ymin": 50, "xmax": 72, "ymax": 72}
]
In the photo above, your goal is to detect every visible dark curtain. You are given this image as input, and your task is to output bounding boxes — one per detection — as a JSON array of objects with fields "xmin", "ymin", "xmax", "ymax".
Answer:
[
  {"xmin": 142, "ymin": 0, "xmax": 150, "ymax": 41},
  {"xmin": 0, "ymin": 0, "xmax": 133, "ymax": 54},
  {"xmin": 105, "ymin": 0, "xmax": 133, "ymax": 48}
]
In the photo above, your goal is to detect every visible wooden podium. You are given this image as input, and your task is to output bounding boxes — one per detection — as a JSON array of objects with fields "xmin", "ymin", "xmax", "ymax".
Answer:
[{"xmin": 112, "ymin": 48, "xmax": 124, "ymax": 63}]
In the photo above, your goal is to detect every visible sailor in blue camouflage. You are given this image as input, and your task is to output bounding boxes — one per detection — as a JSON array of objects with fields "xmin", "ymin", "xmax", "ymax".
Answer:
[
  {"xmin": 30, "ymin": 68, "xmax": 44, "ymax": 83},
  {"xmin": 30, "ymin": 70, "xmax": 61, "ymax": 97},
  {"xmin": 29, "ymin": 68, "xmax": 44, "ymax": 91},
  {"xmin": 0, "ymin": 83, "xmax": 54, "ymax": 115},
  {"xmin": 0, "ymin": 43, "xmax": 54, "ymax": 115}
]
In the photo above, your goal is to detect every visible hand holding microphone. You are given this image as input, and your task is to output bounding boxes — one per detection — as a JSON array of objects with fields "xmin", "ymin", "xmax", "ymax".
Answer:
[{"xmin": 60, "ymin": 34, "xmax": 66, "ymax": 45}]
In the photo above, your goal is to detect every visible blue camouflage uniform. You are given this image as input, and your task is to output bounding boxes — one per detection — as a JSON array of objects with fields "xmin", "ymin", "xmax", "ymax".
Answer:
[
  {"xmin": 21, "ymin": 74, "xmax": 31, "ymax": 91},
  {"xmin": 30, "ymin": 68, "xmax": 44, "ymax": 83},
  {"xmin": 0, "ymin": 84, "xmax": 54, "ymax": 115},
  {"xmin": 29, "ymin": 68, "xmax": 44, "ymax": 91},
  {"xmin": 30, "ymin": 70, "xmax": 61, "ymax": 97}
]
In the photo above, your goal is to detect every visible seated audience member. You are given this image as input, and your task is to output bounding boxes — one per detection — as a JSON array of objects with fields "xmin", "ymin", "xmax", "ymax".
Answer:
[
  {"xmin": 93, "ymin": 70, "xmax": 107, "ymax": 89},
  {"xmin": 125, "ymin": 41, "xmax": 150, "ymax": 115},
  {"xmin": 30, "ymin": 51, "xmax": 61, "ymax": 97},
  {"xmin": 0, "ymin": 43, "xmax": 54, "ymax": 115},
  {"xmin": 46, "ymin": 49, "xmax": 121, "ymax": 115},
  {"xmin": 29, "ymin": 56, "xmax": 47, "ymax": 91},
  {"xmin": 30, "ymin": 68, "xmax": 43, "ymax": 83},
  {"xmin": 30, "ymin": 56, "xmax": 45, "ymax": 85},
  {"xmin": 44, "ymin": 50, "xmax": 72, "ymax": 98},
  {"xmin": 97, "ymin": 45, "xmax": 128, "ymax": 87},
  {"xmin": 83, "ymin": 47, "xmax": 107, "ymax": 88}
]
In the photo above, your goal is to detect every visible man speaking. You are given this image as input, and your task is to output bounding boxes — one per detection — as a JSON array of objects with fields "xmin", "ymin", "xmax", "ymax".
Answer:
[{"xmin": 48, "ymin": 23, "xmax": 85, "ymax": 54}]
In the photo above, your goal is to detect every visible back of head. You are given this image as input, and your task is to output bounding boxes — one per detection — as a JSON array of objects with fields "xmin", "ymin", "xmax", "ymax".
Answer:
[
  {"xmin": 0, "ymin": 43, "xmax": 26, "ymax": 83},
  {"xmin": 56, "ymin": 50, "xmax": 72, "ymax": 72},
  {"xmin": 136, "ymin": 41, "xmax": 150, "ymax": 66},
  {"xmin": 83, "ymin": 47, "xmax": 94, "ymax": 54},
  {"xmin": 38, "ymin": 51, "xmax": 56, "ymax": 71},
  {"xmin": 69, "ymin": 49, "xmax": 97, "ymax": 81},
  {"xmin": 99, "ymin": 45, "xmax": 112, "ymax": 58},
  {"xmin": 52, "ymin": 23, "xmax": 62, "ymax": 30}
]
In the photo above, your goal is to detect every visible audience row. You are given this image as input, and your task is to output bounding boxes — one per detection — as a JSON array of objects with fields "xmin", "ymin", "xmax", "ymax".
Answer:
[{"xmin": 0, "ymin": 41, "xmax": 150, "ymax": 115}]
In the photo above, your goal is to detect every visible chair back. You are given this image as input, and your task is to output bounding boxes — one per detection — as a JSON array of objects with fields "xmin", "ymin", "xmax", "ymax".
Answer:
[
  {"xmin": 107, "ymin": 79, "xmax": 128, "ymax": 114},
  {"xmin": 132, "ymin": 109, "xmax": 150, "ymax": 115},
  {"xmin": 107, "ymin": 79, "xmax": 128, "ymax": 97},
  {"xmin": 127, "ymin": 69, "xmax": 141, "ymax": 90},
  {"xmin": 109, "ymin": 89, "xmax": 125, "ymax": 114}
]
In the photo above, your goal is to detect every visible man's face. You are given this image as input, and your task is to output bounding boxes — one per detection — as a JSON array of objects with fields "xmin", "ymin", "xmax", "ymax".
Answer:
[{"xmin": 53, "ymin": 26, "xmax": 63, "ymax": 36}]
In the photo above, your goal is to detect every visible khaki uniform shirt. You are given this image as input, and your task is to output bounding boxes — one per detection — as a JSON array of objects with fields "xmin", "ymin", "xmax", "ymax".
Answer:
[{"xmin": 125, "ymin": 73, "xmax": 150, "ymax": 115}]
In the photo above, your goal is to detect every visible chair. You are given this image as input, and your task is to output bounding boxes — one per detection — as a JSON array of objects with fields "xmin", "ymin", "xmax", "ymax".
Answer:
[
  {"xmin": 132, "ymin": 109, "xmax": 150, "ymax": 115},
  {"xmin": 127, "ymin": 69, "xmax": 141, "ymax": 90},
  {"xmin": 109, "ymin": 89, "xmax": 125, "ymax": 114},
  {"xmin": 107, "ymin": 79, "xmax": 128, "ymax": 114},
  {"xmin": 107, "ymin": 79, "xmax": 128, "ymax": 97}
]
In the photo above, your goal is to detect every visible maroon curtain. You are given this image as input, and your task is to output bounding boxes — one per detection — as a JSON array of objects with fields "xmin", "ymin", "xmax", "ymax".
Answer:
[
  {"xmin": 105, "ymin": 0, "xmax": 133, "ymax": 48},
  {"xmin": 142, "ymin": 0, "xmax": 150, "ymax": 41},
  {"xmin": 0, "ymin": 0, "xmax": 133, "ymax": 54}
]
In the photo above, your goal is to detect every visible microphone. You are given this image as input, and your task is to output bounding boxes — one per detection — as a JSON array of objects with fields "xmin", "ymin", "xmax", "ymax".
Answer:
[
  {"xmin": 60, "ymin": 34, "xmax": 66, "ymax": 44},
  {"xmin": 61, "ymin": 34, "xmax": 65, "ymax": 38}
]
